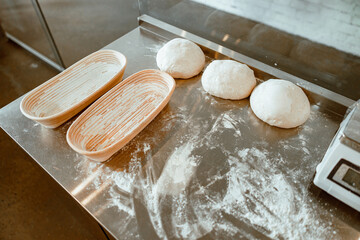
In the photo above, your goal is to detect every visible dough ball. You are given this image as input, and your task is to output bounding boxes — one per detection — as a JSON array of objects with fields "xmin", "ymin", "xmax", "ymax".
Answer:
[
  {"xmin": 156, "ymin": 38, "xmax": 205, "ymax": 79},
  {"xmin": 201, "ymin": 60, "xmax": 256, "ymax": 100},
  {"xmin": 250, "ymin": 79, "xmax": 310, "ymax": 128}
]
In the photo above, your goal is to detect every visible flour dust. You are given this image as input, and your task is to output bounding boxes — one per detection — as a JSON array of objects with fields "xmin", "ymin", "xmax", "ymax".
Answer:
[{"xmin": 74, "ymin": 87, "xmax": 339, "ymax": 239}]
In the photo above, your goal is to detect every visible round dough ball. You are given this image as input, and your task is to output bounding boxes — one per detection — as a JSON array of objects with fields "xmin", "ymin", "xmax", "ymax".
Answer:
[
  {"xmin": 201, "ymin": 60, "xmax": 256, "ymax": 100},
  {"xmin": 250, "ymin": 79, "xmax": 310, "ymax": 128},
  {"xmin": 156, "ymin": 38, "xmax": 205, "ymax": 79}
]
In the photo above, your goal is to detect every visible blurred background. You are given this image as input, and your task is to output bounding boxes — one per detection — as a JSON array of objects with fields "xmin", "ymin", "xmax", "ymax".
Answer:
[{"xmin": 0, "ymin": 0, "xmax": 359, "ymax": 239}]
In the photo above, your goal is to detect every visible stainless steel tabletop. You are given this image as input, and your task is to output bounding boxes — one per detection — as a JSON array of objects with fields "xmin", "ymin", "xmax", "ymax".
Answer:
[{"xmin": 1, "ymin": 17, "xmax": 359, "ymax": 240}]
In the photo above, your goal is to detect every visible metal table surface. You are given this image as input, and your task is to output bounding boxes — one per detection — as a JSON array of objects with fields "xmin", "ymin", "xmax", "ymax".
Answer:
[{"xmin": 1, "ymin": 17, "xmax": 360, "ymax": 239}]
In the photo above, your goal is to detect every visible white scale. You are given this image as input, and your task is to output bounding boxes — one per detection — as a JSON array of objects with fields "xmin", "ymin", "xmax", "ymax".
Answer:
[{"xmin": 314, "ymin": 100, "xmax": 360, "ymax": 211}]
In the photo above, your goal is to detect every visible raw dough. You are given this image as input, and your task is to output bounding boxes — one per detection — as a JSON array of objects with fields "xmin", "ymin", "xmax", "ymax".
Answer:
[
  {"xmin": 156, "ymin": 38, "xmax": 205, "ymax": 79},
  {"xmin": 201, "ymin": 60, "xmax": 256, "ymax": 100},
  {"xmin": 250, "ymin": 79, "xmax": 310, "ymax": 128}
]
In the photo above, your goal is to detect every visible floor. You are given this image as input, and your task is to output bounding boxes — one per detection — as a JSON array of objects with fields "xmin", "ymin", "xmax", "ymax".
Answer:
[{"xmin": 0, "ymin": 37, "xmax": 105, "ymax": 240}]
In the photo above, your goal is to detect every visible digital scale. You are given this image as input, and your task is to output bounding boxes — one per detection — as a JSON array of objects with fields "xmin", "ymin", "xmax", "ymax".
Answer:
[{"xmin": 314, "ymin": 100, "xmax": 360, "ymax": 211}]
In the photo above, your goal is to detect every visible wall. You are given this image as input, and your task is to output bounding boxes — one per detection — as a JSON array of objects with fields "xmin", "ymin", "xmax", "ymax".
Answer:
[{"xmin": 192, "ymin": 0, "xmax": 360, "ymax": 56}]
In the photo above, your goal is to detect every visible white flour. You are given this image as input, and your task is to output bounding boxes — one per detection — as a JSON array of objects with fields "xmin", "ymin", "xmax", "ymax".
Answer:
[
  {"xmin": 217, "ymin": 148, "xmax": 330, "ymax": 239},
  {"xmin": 74, "ymin": 90, "xmax": 339, "ymax": 239},
  {"xmin": 144, "ymin": 42, "xmax": 167, "ymax": 58},
  {"xmin": 145, "ymin": 42, "xmax": 165, "ymax": 54},
  {"xmin": 156, "ymin": 143, "xmax": 199, "ymax": 195}
]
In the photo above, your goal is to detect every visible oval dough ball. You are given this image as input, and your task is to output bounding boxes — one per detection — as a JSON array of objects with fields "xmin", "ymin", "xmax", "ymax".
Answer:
[
  {"xmin": 201, "ymin": 60, "xmax": 256, "ymax": 100},
  {"xmin": 250, "ymin": 79, "xmax": 310, "ymax": 128},
  {"xmin": 156, "ymin": 38, "xmax": 205, "ymax": 79}
]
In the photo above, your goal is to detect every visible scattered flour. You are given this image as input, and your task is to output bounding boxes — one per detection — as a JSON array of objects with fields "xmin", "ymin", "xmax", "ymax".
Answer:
[
  {"xmin": 156, "ymin": 142, "xmax": 199, "ymax": 195},
  {"xmin": 130, "ymin": 109, "xmax": 337, "ymax": 239},
  {"xmin": 146, "ymin": 42, "xmax": 165, "ymax": 54},
  {"xmin": 73, "ymin": 85, "xmax": 340, "ymax": 239},
  {"xmin": 144, "ymin": 42, "xmax": 167, "ymax": 58},
  {"xmin": 217, "ymin": 148, "xmax": 329, "ymax": 239}
]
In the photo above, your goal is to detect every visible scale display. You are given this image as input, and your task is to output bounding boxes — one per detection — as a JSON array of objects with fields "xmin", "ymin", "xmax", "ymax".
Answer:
[
  {"xmin": 343, "ymin": 168, "xmax": 360, "ymax": 191},
  {"xmin": 329, "ymin": 159, "xmax": 360, "ymax": 196}
]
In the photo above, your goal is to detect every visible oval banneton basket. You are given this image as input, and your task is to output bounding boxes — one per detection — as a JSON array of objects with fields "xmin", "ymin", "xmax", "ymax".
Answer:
[
  {"xmin": 20, "ymin": 50, "xmax": 127, "ymax": 128},
  {"xmin": 66, "ymin": 69, "xmax": 176, "ymax": 162}
]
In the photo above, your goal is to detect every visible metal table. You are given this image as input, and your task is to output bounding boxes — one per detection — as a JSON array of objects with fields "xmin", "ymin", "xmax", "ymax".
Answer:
[{"xmin": 1, "ymin": 16, "xmax": 359, "ymax": 239}]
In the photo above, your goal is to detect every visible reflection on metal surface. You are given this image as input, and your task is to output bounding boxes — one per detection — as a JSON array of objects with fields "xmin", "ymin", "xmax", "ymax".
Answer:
[
  {"xmin": 0, "ymin": 0, "xmax": 63, "ymax": 65},
  {"xmin": 81, "ymin": 180, "xmax": 111, "ymax": 206},
  {"xmin": 30, "ymin": 0, "xmax": 65, "ymax": 67},
  {"xmin": 5, "ymin": 33, "xmax": 64, "ymax": 72},
  {"xmin": 71, "ymin": 170, "xmax": 100, "ymax": 196},
  {"xmin": 180, "ymin": 30, "xmax": 186, "ymax": 37},
  {"xmin": 37, "ymin": 0, "xmax": 138, "ymax": 67},
  {"xmin": 1, "ymin": 22, "xmax": 360, "ymax": 239},
  {"xmin": 222, "ymin": 34, "xmax": 229, "ymax": 42}
]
